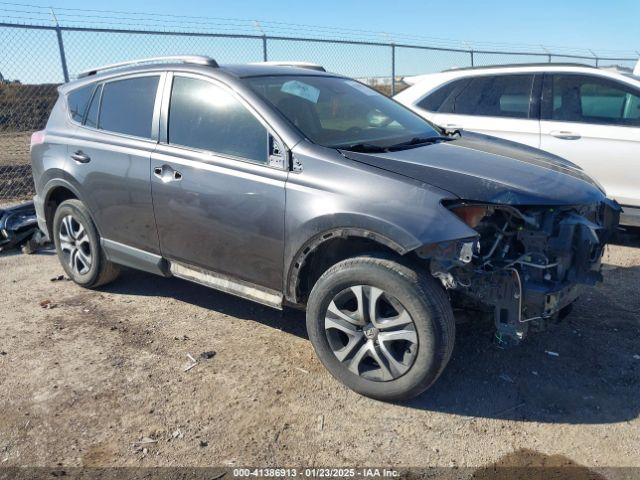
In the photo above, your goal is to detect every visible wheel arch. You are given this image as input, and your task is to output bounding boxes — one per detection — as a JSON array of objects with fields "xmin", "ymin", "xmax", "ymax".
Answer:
[
  {"xmin": 42, "ymin": 178, "xmax": 82, "ymax": 238},
  {"xmin": 285, "ymin": 227, "xmax": 412, "ymax": 305}
]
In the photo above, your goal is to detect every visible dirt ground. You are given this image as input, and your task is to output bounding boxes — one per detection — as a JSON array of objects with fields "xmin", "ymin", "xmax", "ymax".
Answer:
[{"xmin": 1, "ymin": 235, "xmax": 639, "ymax": 476}]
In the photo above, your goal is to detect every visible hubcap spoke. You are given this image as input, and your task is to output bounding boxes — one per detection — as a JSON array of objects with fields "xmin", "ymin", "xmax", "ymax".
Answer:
[
  {"xmin": 349, "ymin": 285, "xmax": 366, "ymax": 325},
  {"xmin": 369, "ymin": 344, "xmax": 395, "ymax": 381},
  {"xmin": 327, "ymin": 301, "xmax": 361, "ymax": 328},
  {"xmin": 366, "ymin": 286, "xmax": 384, "ymax": 327},
  {"xmin": 325, "ymin": 313, "xmax": 360, "ymax": 335},
  {"xmin": 347, "ymin": 340, "xmax": 373, "ymax": 376},
  {"xmin": 377, "ymin": 329, "xmax": 417, "ymax": 343},
  {"xmin": 334, "ymin": 334, "xmax": 366, "ymax": 362},
  {"xmin": 377, "ymin": 341, "xmax": 408, "ymax": 377},
  {"xmin": 76, "ymin": 249, "xmax": 92, "ymax": 272},
  {"xmin": 377, "ymin": 309, "xmax": 413, "ymax": 330}
]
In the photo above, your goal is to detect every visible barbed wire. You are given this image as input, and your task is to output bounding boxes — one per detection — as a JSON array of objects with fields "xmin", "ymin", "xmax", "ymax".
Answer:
[{"xmin": 0, "ymin": 1, "xmax": 637, "ymax": 57}]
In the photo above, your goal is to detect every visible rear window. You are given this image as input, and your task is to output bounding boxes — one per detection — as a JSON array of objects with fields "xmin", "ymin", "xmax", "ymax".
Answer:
[
  {"xmin": 67, "ymin": 84, "xmax": 94, "ymax": 123},
  {"xmin": 98, "ymin": 76, "xmax": 160, "ymax": 139}
]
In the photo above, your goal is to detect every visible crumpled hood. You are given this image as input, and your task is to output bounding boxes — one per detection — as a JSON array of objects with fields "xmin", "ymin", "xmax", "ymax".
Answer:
[{"xmin": 341, "ymin": 131, "xmax": 606, "ymax": 206}]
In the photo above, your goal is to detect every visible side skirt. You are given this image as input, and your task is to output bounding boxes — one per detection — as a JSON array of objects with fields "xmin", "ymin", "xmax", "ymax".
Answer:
[
  {"xmin": 170, "ymin": 262, "xmax": 283, "ymax": 310},
  {"xmin": 101, "ymin": 239, "xmax": 169, "ymax": 276},
  {"xmin": 100, "ymin": 239, "xmax": 283, "ymax": 309}
]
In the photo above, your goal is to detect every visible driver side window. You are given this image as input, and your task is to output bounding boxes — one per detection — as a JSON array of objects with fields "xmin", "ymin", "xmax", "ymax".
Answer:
[{"xmin": 168, "ymin": 76, "xmax": 269, "ymax": 164}]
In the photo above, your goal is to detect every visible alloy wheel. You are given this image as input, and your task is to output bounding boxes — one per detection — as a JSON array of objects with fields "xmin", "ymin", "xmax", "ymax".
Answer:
[{"xmin": 58, "ymin": 214, "xmax": 92, "ymax": 275}]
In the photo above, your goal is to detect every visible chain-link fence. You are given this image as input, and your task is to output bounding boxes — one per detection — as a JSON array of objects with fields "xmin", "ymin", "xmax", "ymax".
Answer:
[{"xmin": 0, "ymin": 21, "xmax": 637, "ymax": 205}]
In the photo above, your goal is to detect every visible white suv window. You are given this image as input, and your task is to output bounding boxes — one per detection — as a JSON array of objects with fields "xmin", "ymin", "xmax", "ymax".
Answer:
[
  {"xmin": 545, "ymin": 74, "xmax": 640, "ymax": 127},
  {"xmin": 435, "ymin": 74, "xmax": 535, "ymax": 119}
]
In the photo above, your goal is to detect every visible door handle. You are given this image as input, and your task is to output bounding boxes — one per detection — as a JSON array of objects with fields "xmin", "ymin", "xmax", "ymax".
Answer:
[
  {"xmin": 71, "ymin": 150, "xmax": 90, "ymax": 163},
  {"xmin": 550, "ymin": 130, "xmax": 581, "ymax": 140},
  {"xmin": 153, "ymin": 165, "xmax": 182, "ymax": 182}
]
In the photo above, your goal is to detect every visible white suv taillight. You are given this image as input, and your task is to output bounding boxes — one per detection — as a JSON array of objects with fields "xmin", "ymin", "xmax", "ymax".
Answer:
[{"xmin": 30, "ymin": 130, "xmax": 46, "ymax": 151}]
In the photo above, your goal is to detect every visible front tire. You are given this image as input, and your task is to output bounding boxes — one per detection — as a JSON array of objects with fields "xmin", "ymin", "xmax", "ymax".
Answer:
[
  {"xmin": 306, "ymin": 255, "xmax": 455, "ymax": 401},
  {"xmin": 52, "ymin": 199, "xmax": 119, "ymax": 288}
]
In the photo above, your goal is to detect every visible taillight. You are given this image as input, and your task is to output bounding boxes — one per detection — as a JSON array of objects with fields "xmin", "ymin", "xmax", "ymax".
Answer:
[{"xmin": 30, "ymin": 130, "xmax": 46, "ymax": 151}]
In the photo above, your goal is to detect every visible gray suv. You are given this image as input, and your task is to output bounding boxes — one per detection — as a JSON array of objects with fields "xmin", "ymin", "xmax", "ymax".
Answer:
[{"xmin": 31, "ymin": 56, "xmax": 619, "ymax": 401}]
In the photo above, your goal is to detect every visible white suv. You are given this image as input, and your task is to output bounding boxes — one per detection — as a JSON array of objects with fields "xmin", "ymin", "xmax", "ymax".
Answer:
[{"xmin": 394, "ymin": 63, "xmax": 640, "ymax": 226}]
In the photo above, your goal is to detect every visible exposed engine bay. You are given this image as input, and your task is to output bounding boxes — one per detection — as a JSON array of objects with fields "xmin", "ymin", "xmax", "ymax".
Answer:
[{"xmin": 420, "ymin": 199, "xmax": 620, "ymax": 347}]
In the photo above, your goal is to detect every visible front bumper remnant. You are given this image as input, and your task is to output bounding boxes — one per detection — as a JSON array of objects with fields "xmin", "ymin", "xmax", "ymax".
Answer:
[{"xmin": 427, "ymin": 199, "xmax": 620, "ymax": 346}]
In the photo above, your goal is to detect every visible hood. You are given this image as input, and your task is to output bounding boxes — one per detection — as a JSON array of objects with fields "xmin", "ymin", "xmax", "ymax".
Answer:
[{"xmin": 341, "ymin": 131, "xmax": 606, "ymax": 206}]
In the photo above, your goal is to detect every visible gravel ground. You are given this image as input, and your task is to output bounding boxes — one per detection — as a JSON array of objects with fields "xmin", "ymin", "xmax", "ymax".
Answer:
[{"xmin": 0, "ymin": 237, "xmax": 639, "ymax": 475}]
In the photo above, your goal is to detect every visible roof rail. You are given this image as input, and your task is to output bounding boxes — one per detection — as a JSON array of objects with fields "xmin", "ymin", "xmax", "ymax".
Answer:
[
  {"xmin": 78, "ymin": 55, "xmax": 218, "ymax": 78},
  {"xmin": 251, "ymin": 61, "xmax": 326, "ymax": 72},
  {"xmin": 445, "ymin": 62, "xmax": 595, "ymax": 72}
]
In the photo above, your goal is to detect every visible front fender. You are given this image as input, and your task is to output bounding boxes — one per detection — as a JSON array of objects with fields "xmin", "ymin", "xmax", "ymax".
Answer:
[{"xmin": 283, "ymin": 144, "xmax": 479, "ymax": 301}]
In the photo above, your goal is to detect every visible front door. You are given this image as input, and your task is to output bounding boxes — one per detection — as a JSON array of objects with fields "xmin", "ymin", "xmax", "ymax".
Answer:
[
  {"xmin": 539, "ymin": 73, "xmax": 640, "ymax": 207},
  {"xmin": 151, "ymin": 73, "xmax": 287, "ymax": 291}
]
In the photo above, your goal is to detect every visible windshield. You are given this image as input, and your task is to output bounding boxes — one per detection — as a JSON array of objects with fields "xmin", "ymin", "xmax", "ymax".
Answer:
[{"xmin": 245, "ymin": 75, "xmax": 441, "ymax": 149}]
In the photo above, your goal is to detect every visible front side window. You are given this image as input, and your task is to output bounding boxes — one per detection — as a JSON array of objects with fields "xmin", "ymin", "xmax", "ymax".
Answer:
[
  {"xmin": 453, "ymin": 74, "xmax": 534, "ymax": 118},
  {"xmin": 547, "ymin": 74, "xmax": 640, "ymax": 126},
  {"xmin": 245, "ymin": 75, "xmax": 440, "ymax": 149},
  {"xmin": 168, "ymin": 76, "xmax": 269, "ymax": 164},
  {"xmin": 98, "ymin": 76, "xmax": 159, "ymax": 138},
  {"xmin": 67, "ymin": 84, "xmax": 94, "ymax": 123}
]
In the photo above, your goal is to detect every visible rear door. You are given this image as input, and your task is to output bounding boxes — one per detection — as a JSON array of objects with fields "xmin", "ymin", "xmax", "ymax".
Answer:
[
  {"xmin": 539, "ymin": 73, "xmax": 640, "ymax": 207},
  {"xmin": 424, "ymin": 73, "xmax": 541, "ymax": 148},
  {"xmin": 65, "ymin": 73, "xmax": 163, "ymax": 253},
  {"xmin": 151, "ymin": 73, "xmax": 287, "ymax": 291}
]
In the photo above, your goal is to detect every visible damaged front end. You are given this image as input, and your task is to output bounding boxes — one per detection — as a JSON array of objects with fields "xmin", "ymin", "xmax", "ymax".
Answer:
[{"xmin": 419, "ymin": 199, "xmax": 620, "ymax": 347}]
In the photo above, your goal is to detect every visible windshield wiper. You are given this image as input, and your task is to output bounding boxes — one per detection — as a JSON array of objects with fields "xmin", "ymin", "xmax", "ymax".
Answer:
[
  {"xmin": 386, "ymin": 136, "xmax": 453, "ymax": 151},
  {"xmin": 335, "ymin": 143, "xmax": 388, "ymax": 153}
]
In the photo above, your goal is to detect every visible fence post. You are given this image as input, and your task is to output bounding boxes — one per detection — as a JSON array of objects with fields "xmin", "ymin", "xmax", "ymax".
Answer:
[
  {"xmin": 391, "ymin": 43, "xmax": 396, "ymax": 96},
  {"xmin": 470, "ymin": 50, "xmax": 474, "ymax": 67},
  {"xmin": 50, "ymin": 8, "xmax": 69, "ymax": 82},
  {"xmin": 262, "ymin": 35, "xmax": 268, "ymax": 62}
]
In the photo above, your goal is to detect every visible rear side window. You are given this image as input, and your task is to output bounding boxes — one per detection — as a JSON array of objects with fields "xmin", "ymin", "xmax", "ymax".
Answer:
[
  {"xmin": 452, "ymin": 74, "xmax": 534, "ymax": 118},
  {"xmin": 168, "ymin": 76, "xmax": 268, "ymax": 164},
  {"xmin": 67, "ymin": 85, "xmax": 94, "ymax": 123},
  {"xmin": 98, "ymin": 76, "xmax": 160, "ymax": 138},
  {"xmin": 417, "ymin": 79, "xmax": 467, "ymax": 112}
]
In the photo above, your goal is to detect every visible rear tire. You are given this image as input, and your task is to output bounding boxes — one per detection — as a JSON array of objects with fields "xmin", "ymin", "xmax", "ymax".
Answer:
[
  {"xmin": 306, "ymin": 255, "xmax": 455, "ymax": 401},
  {"xmin": 52, "ymin": 199, "xmax": 120, "ymax": 288}
]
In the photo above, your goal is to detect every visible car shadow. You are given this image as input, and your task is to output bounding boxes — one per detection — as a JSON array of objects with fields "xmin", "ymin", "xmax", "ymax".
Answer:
[
  {"xmin": 101, "ymin": 267, "xmax": 308, "ymax": 339},
  {"xmin": 100, "ymin": 260, "xmax": 639, "ymax": 425}
]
